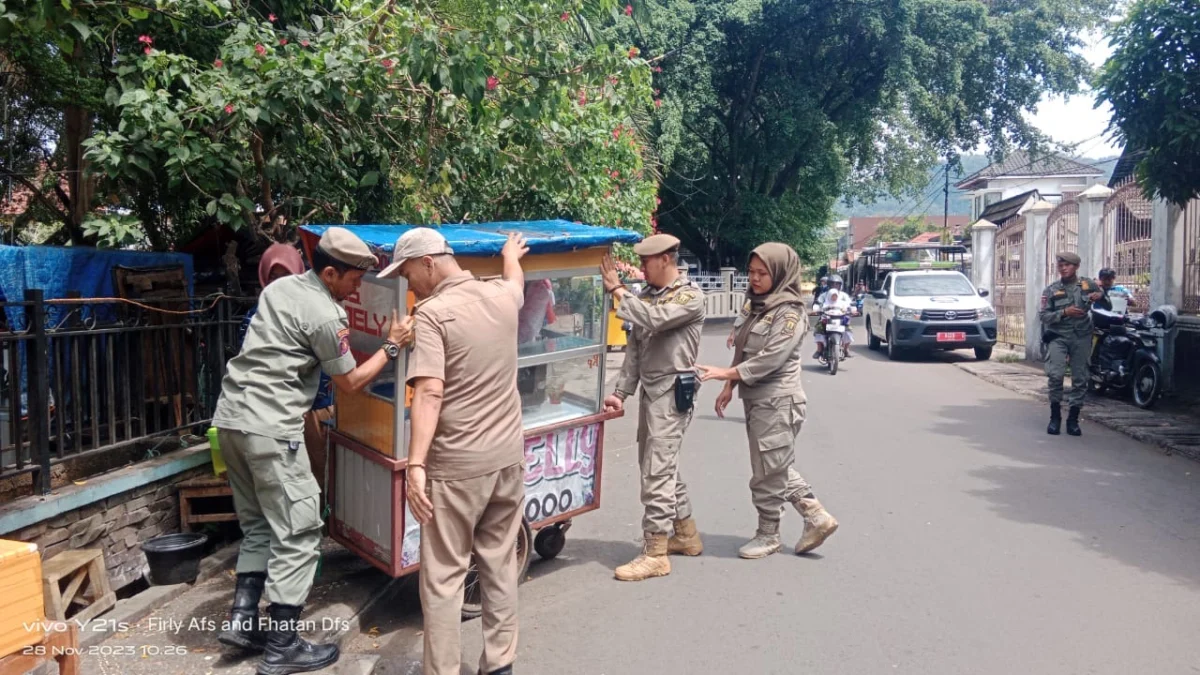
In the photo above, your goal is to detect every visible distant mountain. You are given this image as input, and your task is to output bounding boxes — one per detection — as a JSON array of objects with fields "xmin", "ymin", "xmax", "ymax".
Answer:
[{"xmin": 835, "ymin": 154, "xmax": 1120, "ymax": 220}]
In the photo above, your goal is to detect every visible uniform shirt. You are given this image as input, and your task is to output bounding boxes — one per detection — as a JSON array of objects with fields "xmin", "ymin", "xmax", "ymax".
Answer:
[
  {"xmin": 238, "ymin": 307, "xmax": 335, "ymax": 410},
  {"xmin": 734, "ymin": 303, "xmax": 808, "ymax": 402},
  {"xmin": 213, "ymin": 270, "xmax": 356, "ymax": 441},
  {"xmin": 613, "ymin": 277, "xmax": 706, "ymax": 400},
  {"xmin": 1040, "ymin": 276, "xmax": 1098, "ymax": 338},
  {"xmin": 407, "ymin": 272, "xmax": 525, "ymax": 481}
]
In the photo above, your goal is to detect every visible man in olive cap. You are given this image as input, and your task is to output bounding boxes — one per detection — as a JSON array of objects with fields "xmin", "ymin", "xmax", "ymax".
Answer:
[
  {"xmin": 600, "ymin": 233, "xmax": 706, "ymax": 581},
  {"xmin": 213, "ymin": 226, "xmax": 413, "ymax": 674},
  {"xmin": 379, "ymin": 227, "xmax": 529, "ymax": 675},
  {"xmin": 1040, "ymin": 251, "xmax": 1102, "ymax": 436}
]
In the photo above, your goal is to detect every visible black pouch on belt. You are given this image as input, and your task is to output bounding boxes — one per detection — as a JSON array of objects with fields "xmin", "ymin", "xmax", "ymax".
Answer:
[
  {"xmin": 1042, "ymin": 330, "xmax": 1061, "ymax": 345},
  {"xmin": 674, "ymin": 372, "xmax": 697, "ymax": 413}
]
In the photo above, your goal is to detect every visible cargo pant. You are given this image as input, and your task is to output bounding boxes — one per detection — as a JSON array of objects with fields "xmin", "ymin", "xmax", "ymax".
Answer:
[
  {"xmin": 420, "ymin": 463, "xmax": 524, "ymax": 675},
  {"xmin": 744, "ymin": 397, "xmax": 812, "ymax": 521},
  {"xmin": 1045, "ymin": 335, "xmax": 1092, "ymax": 408},
  {"xmin": 637, "ymin": 389, "xmax": 694, "ymax": 534},
  {"xmin": 218, "ymin": 429, "xmax": 323, "ymax": 606}
]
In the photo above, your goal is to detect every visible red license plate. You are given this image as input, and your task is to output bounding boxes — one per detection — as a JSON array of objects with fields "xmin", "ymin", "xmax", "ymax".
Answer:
[{"xmin": 937, "ymin": 332, "xmax": 966, "ymax": 342}]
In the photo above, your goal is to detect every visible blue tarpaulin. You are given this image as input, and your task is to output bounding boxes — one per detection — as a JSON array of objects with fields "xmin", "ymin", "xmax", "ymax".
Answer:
[
  {"xmin": 298, "ymin": 220, "xmax": 642, "ymax": 258},
  {"xmin": 0, "ymin": 245, "xmax": 194, "ymax": 329}
]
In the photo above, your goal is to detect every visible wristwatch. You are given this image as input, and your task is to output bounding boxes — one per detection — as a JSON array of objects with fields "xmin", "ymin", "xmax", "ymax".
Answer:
[{"xmin": 382, "ymin": 340, "xmax": 401, "ymax": 361}]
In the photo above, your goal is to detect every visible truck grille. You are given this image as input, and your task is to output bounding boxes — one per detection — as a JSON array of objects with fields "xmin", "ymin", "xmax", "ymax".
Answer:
[
  {"xmin": 922, "ymin": 309, "xmax": 978, "ymax": 321},
  {"xmin": 921, "ymin": 324, "xmax": 980, "ymax": 336}
]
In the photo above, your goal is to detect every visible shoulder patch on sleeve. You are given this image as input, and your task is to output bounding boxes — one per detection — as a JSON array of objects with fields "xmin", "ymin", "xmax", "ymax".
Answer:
[
  {"xmin": 337, "ymin": 327, "xmax": 350, "ymax": 356},
  {"xmin": 674, "ymin": 290, "xmax": 698, "ymax": 305},
  {"xmin": 782, "ymin": 316, "xmax": 800, "ymax": 336}
]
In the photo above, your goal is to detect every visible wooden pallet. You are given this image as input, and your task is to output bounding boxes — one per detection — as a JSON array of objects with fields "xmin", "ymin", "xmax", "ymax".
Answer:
[
  {"xmin": 179, "ymin": 476, "xmax": 238, "ymax": 533},
  {"xmin": 41, "ymin": 549, "xmax": 115, "ymax": 625},
  {"xmin": 0, "ymin": 622, "xmax": 79, "ymax": 675}
]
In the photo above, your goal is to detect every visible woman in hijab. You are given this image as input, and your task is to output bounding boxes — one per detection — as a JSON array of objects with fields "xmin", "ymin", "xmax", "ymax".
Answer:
[
  {"xmin": 695, "ymin": 243, "xmax": 838, "ymax": 559},
  {"xmin": 238, "ymin": 243, "xmax": 336, "ymax": 493}
]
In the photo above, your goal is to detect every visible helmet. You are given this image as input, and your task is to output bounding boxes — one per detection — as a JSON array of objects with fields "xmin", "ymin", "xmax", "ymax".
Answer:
[
  {"xmin": 829, "ymin": 274, "xmax": 843, "ymax": 285},
  {"xmin": 819, "ymin": 276, "xmax": 828, "ymax": 282},
  {"xmin": 1099, "ymin": 268, "xmax": 1116, "ymax": 280}
]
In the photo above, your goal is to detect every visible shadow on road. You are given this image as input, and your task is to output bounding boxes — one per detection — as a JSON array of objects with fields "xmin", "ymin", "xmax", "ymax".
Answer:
[{"xmin": 931, "ymin": 396, "xmax": 1200, "ymax": 587}]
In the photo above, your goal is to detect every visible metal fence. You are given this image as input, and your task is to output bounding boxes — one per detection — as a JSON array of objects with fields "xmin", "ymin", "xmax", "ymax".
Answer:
[
  {"xmin": 1, "ymin": 292, "xmax": 251, "ymax": 494},
  {"xmin": 994, "ymin": 217, "xmax": 1026, "ymax": 348},
  {"xmin": 1102, "ymin": 179, "xmax": 1153, "ymax": 309},
  {"xmin": 1183, "ymin": 199, "xmax": 1200, "ymax": 315},
  {"xmin": 1046, "ymin": 200, "xmax": 1079, "ymax": 280}
]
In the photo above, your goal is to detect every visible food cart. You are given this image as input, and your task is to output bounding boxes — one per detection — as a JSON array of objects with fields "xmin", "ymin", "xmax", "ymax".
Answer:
[{"xmin": 296, "ymin": 220, "xmax": 639, "ymax": 617}]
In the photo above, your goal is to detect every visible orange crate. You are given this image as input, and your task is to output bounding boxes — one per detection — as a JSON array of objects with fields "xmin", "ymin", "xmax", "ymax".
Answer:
[{"xmin": 0, "ymin": 539, "xmax": 45, "ymax": 659}]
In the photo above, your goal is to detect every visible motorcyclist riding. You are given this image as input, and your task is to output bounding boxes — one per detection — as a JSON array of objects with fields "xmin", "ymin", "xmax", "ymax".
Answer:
[{"xmin": 812, "ymin": 274, "xmax": 854, "ymax": 360}]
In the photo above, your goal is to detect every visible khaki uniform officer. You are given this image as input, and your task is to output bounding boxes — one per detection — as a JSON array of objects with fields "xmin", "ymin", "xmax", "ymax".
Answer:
[
  {"xmin": 1040, "ymin": 251, "xmax": 1102, "ymax": 437},
  {"xmin": 600, "ymin": 234, "xmax": 706, "ymax": 582},
  {"xmin": 697, "ymin": 243, "xmax": 838, "ymax": 559},
  {"xmin": 213, "ymin": 227, "xmax": 411, "ymax": 675},
  {"xmin": 379, "ymin": 228, "xmax": 528, "ymax": 675}
]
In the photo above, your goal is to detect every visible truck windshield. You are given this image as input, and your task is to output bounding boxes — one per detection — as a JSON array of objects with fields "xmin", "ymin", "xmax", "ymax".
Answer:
[{"xmin": 894, "ymin": 275, "xmax": 975, "ymax": 297}]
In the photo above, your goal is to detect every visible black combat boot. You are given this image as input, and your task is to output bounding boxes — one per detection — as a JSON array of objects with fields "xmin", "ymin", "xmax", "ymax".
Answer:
[
  {"xmin": 482, "ymin": 667, "xmax": 514, "ymax": 675},
  {"xmin": 257, "ymin": 603, "xmax": 339, "ymax": 675},
  {"xmin": 1047, "ymin": 403, "xmax": 1062, "ymax": 436},
  {"xmin": 218, "ymin": 572, "xmax": 267, "ymax": 652},
  {"xmin": 1066, "ymin": 406, "xmax": 1082, "ymax": 436}
]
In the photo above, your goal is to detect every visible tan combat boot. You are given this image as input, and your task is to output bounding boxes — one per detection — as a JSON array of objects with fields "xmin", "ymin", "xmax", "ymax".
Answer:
[
  {"xmin": 793, "ymin": 495, "xmax": 838, "ymax": 554},
  {"xmin": 667, "ymin": 518, "xmax": 704, "ymax": 556},
  {"xmin": 738, "ymin": 518, "xmax": 782, "ymax": 559},
  {"xmin": 614, "ymin": 533, "xmax": 671, "ymax": 581}
]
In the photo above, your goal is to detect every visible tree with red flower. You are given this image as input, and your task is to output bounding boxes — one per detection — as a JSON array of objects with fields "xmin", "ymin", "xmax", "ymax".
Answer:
[
  {"xmin": 213, "ymin": 59, "xmax": 223, "ymax": 68},
  {"xmin": 255, "ymin": 44, "xmax": 266, "ymax": 56},
  {"xmin": 225, "ymin": 104, "xmax": 235, "ymax": 114},
  {"xmin": 486, "ymin": 76, "xmax": 499, "ymax": 91},
  {"xmin": 625, "ymin": 4, "xmax": 633, "ymax": 16}
]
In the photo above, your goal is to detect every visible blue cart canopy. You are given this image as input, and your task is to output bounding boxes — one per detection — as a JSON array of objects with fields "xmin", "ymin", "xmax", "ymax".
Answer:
[{"xmin": 298, "ymin": 220, "xmax": 642, "ymax": 258}]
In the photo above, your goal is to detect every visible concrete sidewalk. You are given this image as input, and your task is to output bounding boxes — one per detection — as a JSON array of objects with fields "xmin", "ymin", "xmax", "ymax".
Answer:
[
  {"xmin": 956, "ymin": 358, "xmax": 1200, "ymax": 462},
  {"xmin": 79, "ymin": 539, "xmax": 398, "ymax": 675}
]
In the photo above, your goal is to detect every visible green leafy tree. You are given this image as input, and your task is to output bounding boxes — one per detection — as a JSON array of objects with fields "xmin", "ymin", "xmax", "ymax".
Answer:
[
  {"xmin": 1096, "ymin": 0, "xmax": 1200, "ymax": 205},
  {"xmin": 869, "ymin": 216, "xmax": 936, "ymax": 245},
  {"xmin": 2, "ymin": 0, "xmax": 657, "ymax": 248},
  {"xmin": 616, "ymin": 0, "xmax": 1112, "ymax": 266}
]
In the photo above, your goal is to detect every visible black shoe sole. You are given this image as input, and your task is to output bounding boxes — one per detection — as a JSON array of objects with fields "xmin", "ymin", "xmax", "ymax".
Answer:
[
  {"xmin": 218, "ymin": 631, "xmax": 266, "ymax": 653},
  {"xmin": 255, "ymin": 649, "xmax": 340, "ymax": 675}
]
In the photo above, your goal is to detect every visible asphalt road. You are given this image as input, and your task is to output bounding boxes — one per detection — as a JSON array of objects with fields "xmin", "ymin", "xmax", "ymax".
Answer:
[{"xmin": 376, "ymin": 324, "xmax": 1200, "ymax": 675}]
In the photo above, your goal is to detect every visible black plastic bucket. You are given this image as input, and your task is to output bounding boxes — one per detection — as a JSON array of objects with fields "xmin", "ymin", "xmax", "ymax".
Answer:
[{"xmin": 142, "ymin": 533, "xmax": 208, "ymax": 585}]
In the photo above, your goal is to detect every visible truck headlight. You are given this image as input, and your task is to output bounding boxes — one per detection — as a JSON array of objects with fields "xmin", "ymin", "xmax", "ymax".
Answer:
[
  {"xmin": 895, "ymin": 307, "xmax": 921, "ymax": 321},
  {"xmin": 977, "ymin": 306, "xmax": 996, "ymax": 319}
]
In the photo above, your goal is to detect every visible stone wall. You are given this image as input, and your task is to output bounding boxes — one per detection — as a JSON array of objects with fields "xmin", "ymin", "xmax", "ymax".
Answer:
[{"xmin": 4, "ymin": 465, "xmax": 212, "ymax": 591}]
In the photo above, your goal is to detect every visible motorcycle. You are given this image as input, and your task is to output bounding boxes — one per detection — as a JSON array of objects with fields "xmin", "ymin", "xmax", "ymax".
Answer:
[
  {"xmin": 1088, "ymin": 305, "xmax": 1177, "ymax": 409},
  {"xmin": 854, "ymin": 292, "xmax": 866, "ymax": 315},
  {"xmin": 817, "ymin": 307, "xmax": 850, "ymax": 375}
]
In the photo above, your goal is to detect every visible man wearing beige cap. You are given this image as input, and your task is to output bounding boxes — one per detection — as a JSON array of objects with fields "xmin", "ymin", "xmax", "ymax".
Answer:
[
  {"xmin": 213, "ymin": 227, "xmax": 412, "ymax": 675},
  {"xmin": 378, "ymin": 227, "xmax": 528, "ymax": 675},
  {"xmin": 599, "ymin": 233, "xmax": 706, "ymax": 581}
]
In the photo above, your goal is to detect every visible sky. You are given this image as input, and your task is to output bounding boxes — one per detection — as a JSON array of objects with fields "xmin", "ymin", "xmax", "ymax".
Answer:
[{"xmin": 1027, "ymin": 31, "xmax": 1123, "ymax": 159}]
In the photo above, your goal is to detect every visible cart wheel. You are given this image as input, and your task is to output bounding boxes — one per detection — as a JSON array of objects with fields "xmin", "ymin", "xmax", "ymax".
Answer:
[
  {"xmin": 461, "ymin": 517, "xmax": 532, "ymax": 621},
  {"xmin": 534, "ymin": 524, "xmax": 567, "ymax": 560}
]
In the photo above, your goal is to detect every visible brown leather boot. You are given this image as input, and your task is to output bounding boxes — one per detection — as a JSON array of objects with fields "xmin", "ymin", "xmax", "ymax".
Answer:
[
  {"xmin": 667, "ymin": 518, "xmax": 704, "ymax": 556},
  {"xmin": 793, "ymin": 496, "xmax": 838, "ymax": 554},
  {"xmin": 614, "ymin": 533, "xmax": 671, "ymax": 581}
]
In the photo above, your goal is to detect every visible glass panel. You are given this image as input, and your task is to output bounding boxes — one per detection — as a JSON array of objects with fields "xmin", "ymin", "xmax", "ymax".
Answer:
[
  {"xmin": 518, "ymin": 274, "xmax": 604, "ymax": 358},
  {"xmin": 519, "ymin": 352, "xmax": 603, "ymax": 430}
]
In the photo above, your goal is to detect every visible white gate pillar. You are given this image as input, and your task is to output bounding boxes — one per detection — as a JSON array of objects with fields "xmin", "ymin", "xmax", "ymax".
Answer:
[
  {"xmin": 1024, "ymin": 200, "xmax": 1054, "ymax": 361},
  {"xmin": 970, "ymin": 219, "xmax": 998, "ymax": 295},
  {"xmin": 1076, "ymin": 185, "xmax": 1112, "ymax": 278}
]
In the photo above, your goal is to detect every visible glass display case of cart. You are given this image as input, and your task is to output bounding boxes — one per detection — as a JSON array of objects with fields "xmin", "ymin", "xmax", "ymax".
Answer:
[{"xmin": 296, "ymin": 221, "xmax": 641, "ymax": 580}]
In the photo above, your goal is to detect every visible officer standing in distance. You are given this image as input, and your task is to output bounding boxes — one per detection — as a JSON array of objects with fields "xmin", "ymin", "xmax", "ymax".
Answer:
[
  {"xmin": 1040, "ymin": 251, "xmax": 1102, "ymax": 437},
  {"xmin": 213, "ymin": 227, "xmax": 412, "ymax": 675},
  {"xmin": 600, "ymin": 234, "xmax": 706, "ymax": 582}
]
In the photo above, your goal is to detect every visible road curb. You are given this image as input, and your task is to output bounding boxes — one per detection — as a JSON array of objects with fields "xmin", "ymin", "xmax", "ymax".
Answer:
[{"xmin": 955, "ymin": 361, "xmax": 1200, "ymax": 463}]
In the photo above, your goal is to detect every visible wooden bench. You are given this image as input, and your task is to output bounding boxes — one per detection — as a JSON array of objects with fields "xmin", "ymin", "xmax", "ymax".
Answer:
[
  {"xmin": 0, "ymin": 623, "xmax": 79, "ymax": 675},
  {"xmin": 179, "ymin": 476, "xmax": 238, "ymax": 533}
]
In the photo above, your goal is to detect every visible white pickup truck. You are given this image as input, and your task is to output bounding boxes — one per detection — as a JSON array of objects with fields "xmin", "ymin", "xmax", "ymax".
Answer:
[{"xmin": 862, "ymin": 269, "xmax": 998, "ymax": 361}]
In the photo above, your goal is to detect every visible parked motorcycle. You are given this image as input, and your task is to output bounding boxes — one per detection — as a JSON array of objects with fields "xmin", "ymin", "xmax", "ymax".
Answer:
[
  {"xmin": 818, "ymin": 307, "xmax": 849, "ymax": 375},
  {"xmin": 1089, "ymin": 305, "xmax": 1177, "ymax": 409}
]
